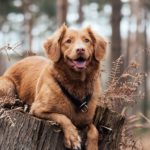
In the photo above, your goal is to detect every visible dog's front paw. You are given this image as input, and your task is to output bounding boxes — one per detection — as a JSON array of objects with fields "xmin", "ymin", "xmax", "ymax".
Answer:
[{"xmin": 64, "ymin": 126, "xmax": 81, "ymax": 150}]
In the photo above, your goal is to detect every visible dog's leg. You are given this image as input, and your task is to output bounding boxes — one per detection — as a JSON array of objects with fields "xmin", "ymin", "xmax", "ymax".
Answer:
[
  {"xmin": 86, "ymin": 124, "xmax": 99, "ymax": 150},
  {"xmin": 30, "ymin": 106, "xmax": 81, "ymax": 150},
  {"xmin": 0, "ymin": 76, "xmax": 16, "ymax": 98}
]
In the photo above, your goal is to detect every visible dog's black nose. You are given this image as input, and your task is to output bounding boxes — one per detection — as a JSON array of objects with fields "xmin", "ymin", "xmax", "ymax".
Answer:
[{"xmin": 76, "ymin": 48, "xmax": 85, "ymax": 55}]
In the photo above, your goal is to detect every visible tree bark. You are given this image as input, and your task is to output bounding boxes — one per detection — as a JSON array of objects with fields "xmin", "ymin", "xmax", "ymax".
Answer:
[
  {"xmin": 56, "ymin": 0, "xmax": 68, "ymax": 27},
  {"xmin": 0, "ymin": 99, "xmax": 125, "ymax": 150},
  {"xmin": 110, "ymin": 0, "xmax": 122, "ymax": 64}
]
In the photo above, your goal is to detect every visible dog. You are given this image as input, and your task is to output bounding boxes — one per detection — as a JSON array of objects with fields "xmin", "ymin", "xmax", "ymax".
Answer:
[{"xmin": 0, "ymin": 24, "xmax": 107, "ymax": 150}]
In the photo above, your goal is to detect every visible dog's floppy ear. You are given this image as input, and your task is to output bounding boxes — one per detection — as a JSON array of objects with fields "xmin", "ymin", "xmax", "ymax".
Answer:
[
  {"xmin": 43, "ymin": 24, "xmax": 67, "ymax": 62},
  {"xmin": 87, "ymin": 27, "xmax": 107, "ymax": 61}
]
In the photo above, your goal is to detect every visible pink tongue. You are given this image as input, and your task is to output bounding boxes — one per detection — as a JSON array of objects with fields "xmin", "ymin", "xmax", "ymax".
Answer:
[{"xmin": 73, "ymin": 60, "xmax": 86, "ymax": 68}]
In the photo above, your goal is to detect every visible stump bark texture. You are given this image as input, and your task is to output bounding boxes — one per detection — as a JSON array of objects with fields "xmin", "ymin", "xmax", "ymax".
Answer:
[{"xmin": 0, "ymin": 100, "xmax": 125, "ymax": 150}]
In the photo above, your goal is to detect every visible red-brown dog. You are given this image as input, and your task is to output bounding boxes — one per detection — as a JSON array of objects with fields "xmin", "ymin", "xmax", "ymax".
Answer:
[{"xmin": 0, "ymin": 25, "xmax": 107, "ymax": 150}]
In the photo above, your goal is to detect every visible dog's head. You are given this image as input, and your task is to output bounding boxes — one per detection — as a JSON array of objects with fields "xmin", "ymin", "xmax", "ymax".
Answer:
[{"xmin": 43, "ymin": 24, "xmax": 107, "ymax": 72}]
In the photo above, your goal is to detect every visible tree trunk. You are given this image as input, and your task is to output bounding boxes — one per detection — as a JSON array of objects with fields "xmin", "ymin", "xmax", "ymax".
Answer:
[
  {"xmin": 0, "ymin": 99, "xmax": 125, "ymax": 150},
  {"xmin": 56, "ymin": 0, "xmax": 68, "ymax": 27},
  {"xmin": 76, "ymin": 0, "xmax": 84, "ymax": 24},
  {"xmin": 22, "ymin": 0, "xmax": 34, "ymax": 54},
  {"xmin": 143, "ymin": 6, "xmax": 148, "ymax": 119},
  {"xmin": 125, "ymin": 1, "xmax": 132, "ymax": 69},
  {"xmin": 110, "ymin": 0, "xmax": 122, "ymax": 64},
  {"xmin": 28, "ymin": 15, "xmax": 33, "ymax": 52}
]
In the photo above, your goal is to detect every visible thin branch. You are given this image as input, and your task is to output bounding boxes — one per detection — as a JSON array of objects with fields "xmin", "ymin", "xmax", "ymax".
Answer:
[{"xmin": 0, "ymin": 43, "xmax": 22, "ymax": 61}]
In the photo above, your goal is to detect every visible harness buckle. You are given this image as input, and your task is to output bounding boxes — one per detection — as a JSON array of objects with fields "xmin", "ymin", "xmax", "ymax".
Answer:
[{"xmin": 80, "ymin": 101, "xmax": 88, "ymax": 112}]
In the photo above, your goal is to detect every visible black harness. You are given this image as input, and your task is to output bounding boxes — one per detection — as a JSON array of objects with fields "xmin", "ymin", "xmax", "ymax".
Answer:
[{"xmin": 55, "ymin": 79, "xmax": 92, "ymax": 112}]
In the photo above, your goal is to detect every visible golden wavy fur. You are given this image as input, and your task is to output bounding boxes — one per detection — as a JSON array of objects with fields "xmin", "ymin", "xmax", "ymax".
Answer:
[{"xmin": 0, "ymin": 25, "xmax": 107, "ymax": 150}]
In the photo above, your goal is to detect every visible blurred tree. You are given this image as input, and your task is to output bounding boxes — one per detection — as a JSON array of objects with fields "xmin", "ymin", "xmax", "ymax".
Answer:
[
  {"xmin": 0, "ymin": 0, "xmax": 10, "ymax": 27},
  {"xmin": 125, "ymin": 1, "xmax": 132, "ymax": 69},
  {"xmin": 0, "ymin": 0, "xmax": 22, "ymax": 29},
  {"xmin": 143, "ymin": 0, "xmax": 149, "ymax": 118},
  {"xmin": 0, "ymin": 0, "xmax": 57, "ymax": 53},
  {"xmin": 110, "ymin": 0, "xmax": 122, "ymax": 65},
  {"xmin": 126, "ymin": 0, "xmax": 149, "ymax": 117},
  {"xmin": 56, "ymin": 0, "xmax": 68, "ymax": 27},
  {"xmin": 21, "ymin": 0, "xmax": 34, "ymax": 53},
  {"xmin": 76, "ymin": 0, "xmax": 84, "ymax": 24},
  {"xmin": 39, "ymin": 0, "xmax": 56, "ymax": 18}
]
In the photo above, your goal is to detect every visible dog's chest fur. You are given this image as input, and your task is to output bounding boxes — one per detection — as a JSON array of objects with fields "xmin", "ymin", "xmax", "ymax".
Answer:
[
  {"xmin": 46, "ymin": 69, "xmax": 98, "ymax": 127},
  {"xmin": 49, "ymin": 88, "xmax": 97, "ymax": 127},
  {"xmin": 33, "ymin": 62, "xmax": 100, "ymax": 127}
]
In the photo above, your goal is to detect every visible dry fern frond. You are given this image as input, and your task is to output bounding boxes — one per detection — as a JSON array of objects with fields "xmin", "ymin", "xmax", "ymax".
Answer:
[
  {"xmin": 99, "ymin": 56, "xmax": 144, "ymax": 113},
  {"xmin": 107, "ymin": 55, "xmax": 124, "ymax": 86},
  {"xmin": 119, "ymin": 113, "xmax": 150, "ymax": 150},
  {"xmin": 119, "ymin": 117, "xmax": 143, "ymax": 150},
  {"xmin": 98, "ymin": 56, "xmax": 145, "ymax": 150}
]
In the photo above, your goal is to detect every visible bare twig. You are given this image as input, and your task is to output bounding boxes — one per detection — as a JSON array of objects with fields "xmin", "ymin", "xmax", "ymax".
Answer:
[
  {"xmin": 0, "ymin": 43, "xmax": 22, "ymax": 61},
  {"xmin": 139, "ymin": 113, "xmax": 150, "ymax": 123}
]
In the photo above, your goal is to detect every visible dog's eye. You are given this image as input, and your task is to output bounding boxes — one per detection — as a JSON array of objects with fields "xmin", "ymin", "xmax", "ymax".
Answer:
[
  {"xmin": 84, "ymin": 38, "xmax": 90, "ymax": 43},
  {"xmin": 66, "ymin": 39, "xmax": 72, "ymax": 44}
]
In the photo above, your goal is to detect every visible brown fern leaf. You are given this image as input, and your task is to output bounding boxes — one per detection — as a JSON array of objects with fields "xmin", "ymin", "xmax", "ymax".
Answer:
[{"xmin": 107, "ymin": 55, "xmax": 124, "ymax": 86}]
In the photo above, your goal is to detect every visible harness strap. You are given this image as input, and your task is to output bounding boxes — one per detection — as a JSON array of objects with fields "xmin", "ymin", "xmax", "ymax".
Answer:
[{"xmin": 55, "ymin": 78, "xmax": 92, "ymax": 112}]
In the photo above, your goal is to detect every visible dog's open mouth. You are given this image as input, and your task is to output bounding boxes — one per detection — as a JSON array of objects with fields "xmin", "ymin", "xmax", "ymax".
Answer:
[
  {"xmin": 67, "ymin": 56, "xmax": 89, "ymax": 70},
  {"xmin": 72, "ymin": 57, "xmax": 87, "ymax": 69}
]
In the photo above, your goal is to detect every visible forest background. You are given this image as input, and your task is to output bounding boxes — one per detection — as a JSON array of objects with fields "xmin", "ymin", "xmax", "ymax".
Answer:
[{"xmin": 0, "ymin": 0, "xmax": 149, "ymax": 149}]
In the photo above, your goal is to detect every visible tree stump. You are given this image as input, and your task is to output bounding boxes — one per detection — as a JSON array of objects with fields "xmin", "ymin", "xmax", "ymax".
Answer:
[{"xmin": 0, "ymin": 98, "xmax": 125, "ymax": 150}]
